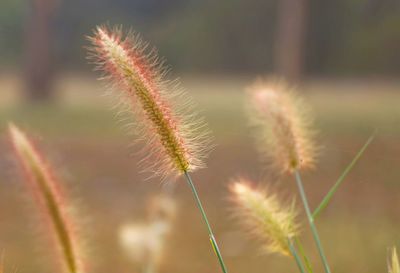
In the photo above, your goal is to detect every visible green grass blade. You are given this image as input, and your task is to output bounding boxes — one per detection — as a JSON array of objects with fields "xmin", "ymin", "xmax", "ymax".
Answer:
[
  {"xmin": 312, "ymin": 133, "xmax": 375, "ymax": 219},
  {"xmin": 294, "ymin": 237, "xmax": 314, "ymax": 273}
]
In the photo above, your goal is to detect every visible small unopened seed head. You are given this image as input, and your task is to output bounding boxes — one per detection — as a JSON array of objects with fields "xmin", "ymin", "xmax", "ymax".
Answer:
[
  {"xmin": 87, "ymin": 26, "xmax": 212, "ymax": 179},
  {"xmin": 247, "ymin": 79, "xmax": 316, "ymax": 173},
  {"xmin": 230, "ymin": 179, "xmax": 298, "ymax": 256}
]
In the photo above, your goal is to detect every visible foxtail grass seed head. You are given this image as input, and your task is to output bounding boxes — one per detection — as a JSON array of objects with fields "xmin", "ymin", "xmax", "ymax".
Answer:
[
  {"xmin": 247, "ymin": 79, "xmax": 316, "ymax": 173},
  {"xmin": 389, "ymin": 247, "xmax": 400, "ymax": 273},
  {"xmin": 87, "ymin": 26, "xmax": 212, "ymax": 179},
  {"xmin": 230, "ymin": 179, "xmax": 298, "ymax": 256},
  {"xmin": 9, "ymin": 123, "xmax": 83, "ymax": 273}
]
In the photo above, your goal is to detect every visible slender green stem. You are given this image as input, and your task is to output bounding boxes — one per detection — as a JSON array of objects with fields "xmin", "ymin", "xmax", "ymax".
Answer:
[
  {"xmin": 294, "ymin": 170, "xmax": 331, "ymax": 273},
  {"xmin": 288, "ymin": 238, "xmax": 307, "ymax": 273},
  {"xmin": 295, "ymin": 236, "xmax": 314, "ymax": 273},
  {"xmin": 183, "ymin": 171, "xmax": 228, "ymax": 273}
]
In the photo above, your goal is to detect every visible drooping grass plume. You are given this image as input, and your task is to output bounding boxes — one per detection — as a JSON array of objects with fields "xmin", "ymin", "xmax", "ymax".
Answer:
[
  {"xmin": 8, "ymin": 123, "xmax": 83, "ymax": 273},
  {"xmin": 229, "ymin": 179, "xmax": 298, "ymax": 256},
  {"xmin": 389, "ymin": 247, "xmax": 400, "ymax": 273},
  {"xmin": 87, "ymin": 26, "xmax": 212, "ymax": 179},
  {"xmin": 247, "ymin": 79, "xmax": 316, "ymax": 173},
  {"xmin": 87, "ymin": 25, "xmax": 228, "ymax": 273}
]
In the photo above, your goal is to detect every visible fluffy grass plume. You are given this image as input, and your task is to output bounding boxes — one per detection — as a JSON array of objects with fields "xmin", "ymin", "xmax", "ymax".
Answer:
[
  {"xmin": 87, "ymin": 26, "xmax": 212, "ymax": 179},
  {"xmin": 247, "ymin": 79, "xmax": 316, "ymax": 173},
  {"xmin": 230, "ymin": 179, "xmax": 298, "ymax": 256},
  {"xmin": 389, "ymin": 247, "xmax": 400, "ymax": 273},
  {"xmin": 119, "ymin": 194, "xmax": 176, "ymax": 272},
  {"xmin": 9, "ymin": 123, "xmax": 83, "ymax": 273}
]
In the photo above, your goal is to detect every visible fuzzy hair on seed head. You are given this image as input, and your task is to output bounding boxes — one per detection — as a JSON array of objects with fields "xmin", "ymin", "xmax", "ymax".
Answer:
[
  {"xmin": 8, "ymin": 123, "xmax": 83, "ymax": 273},
  {"xmin": 87, "ymin": 25, "xmax": 213, "ymax": 179},
  {"xmin": 247, "ymin": 78, "xmax": 316, "ymax": 173},
  {"xmin": 230, "ymin": 179, "xmax": 299, "ymax": 256},
  {"xmin": 389, "ymin": 247, "xmax": 400, "ymax": 273}
]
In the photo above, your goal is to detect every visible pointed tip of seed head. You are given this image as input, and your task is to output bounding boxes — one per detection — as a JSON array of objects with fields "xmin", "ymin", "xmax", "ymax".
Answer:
[
  {"xmin": 389, "ymin": 247, "xmax": 400, "ymax": 273},
  {"xmin": 8, "ymin": 122, "xmax": 29, "ymax": 149}
]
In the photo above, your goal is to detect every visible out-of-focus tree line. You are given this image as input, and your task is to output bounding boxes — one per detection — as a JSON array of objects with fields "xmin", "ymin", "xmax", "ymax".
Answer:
[{"xmin": 0, "ymin": 0, "xmax": 399, "ymax": 99}]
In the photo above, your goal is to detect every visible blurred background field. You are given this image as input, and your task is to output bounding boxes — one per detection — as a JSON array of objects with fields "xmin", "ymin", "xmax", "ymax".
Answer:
[{"xmin": 1, "ymin": 0, "xmax": 400, "ymax": 273}]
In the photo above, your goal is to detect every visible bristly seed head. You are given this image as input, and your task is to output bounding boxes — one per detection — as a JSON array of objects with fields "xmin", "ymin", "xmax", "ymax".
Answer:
[
  {"xmin": 230, "ymin": 179, "xmax": 299, "ymax": 256},
  {"xmin": 87, "ymin": 25, "xmax": 212, "ymax": 179},
  {"xmin": 247, "ymin": 79, "xmax": 316, "ymax": 173},
  {"xmin": 9, "ymin": 123, "xmax": 83, "ymax": 273}
]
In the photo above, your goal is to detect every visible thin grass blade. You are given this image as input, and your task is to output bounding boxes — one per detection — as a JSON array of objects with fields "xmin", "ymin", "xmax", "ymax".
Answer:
[
  {"xmin": 295, "ymin": 236, "xmax": 314, "ymax": 273},
  {"xmin": 312, "ymin": 133, "xmax": 375, "ymax": 219}
]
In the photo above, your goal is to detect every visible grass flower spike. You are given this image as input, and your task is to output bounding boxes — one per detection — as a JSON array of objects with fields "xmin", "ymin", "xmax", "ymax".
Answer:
[
  {"xmin": 9, "ymin": 123, "xmax": 83, "ymax": 273},
  {"xmin": 230, "ymin": 179, "xmax": 298, "ymax": 256},
  {"xmin": 88, "ymin": 25, "xmax": 227, "ymax": 273},
  {"xmin": 246, "ymin": 79, "xmax": 330, "ymax": 273},
  {"xmin": 389, "ymin": 247, "xmax": 400, "ymax": 273},
  {"xmin": 87, "ymin": 26, "xmax": 211, "ymax": 178},
  {"xmin": 248, "ymin": 79, "xmax": 315, "ymax": 173}
]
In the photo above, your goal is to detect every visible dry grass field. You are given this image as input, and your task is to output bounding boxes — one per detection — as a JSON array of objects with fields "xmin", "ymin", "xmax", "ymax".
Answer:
[{"xmin": 1, "ymin": 75, "xmax": 400, "ymax": 273}]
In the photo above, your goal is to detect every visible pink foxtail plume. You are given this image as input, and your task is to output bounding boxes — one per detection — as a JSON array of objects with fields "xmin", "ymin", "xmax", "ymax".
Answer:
[
  {"xmin": 9, "ymin": 123, "xmax": 83, "ymax": 273},
  {"xmin": 87, "ymin": 26, "xmax": 212, "ymax": 179}
]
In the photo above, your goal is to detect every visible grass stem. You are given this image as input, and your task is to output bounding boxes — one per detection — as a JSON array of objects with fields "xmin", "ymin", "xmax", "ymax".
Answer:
[
  {"xmin": 183, "ymin": 171, "xmax": 228, "ymax": 273},
  {"xmin": 288, "ymin": 238, "xmax": 307, "ymax": 273},
  {"xmin": 294, "ymin": 170, "xmax": 331, "ymax": 273}
]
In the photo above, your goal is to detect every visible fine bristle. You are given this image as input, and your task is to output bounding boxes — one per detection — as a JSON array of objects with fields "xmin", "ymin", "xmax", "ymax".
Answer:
[
  {"xmin": 247, "ymin": 79, "xmax": 316, "ymax": 173},
  {"xmin": 230, "ymin": 179, "xmax": 298, "ymax": 256},
  {"xmin": 9, "ymin": 123, "xmax": 83, "ymax": 273},
  {"xmin": 389, "ymin": 247, "xmax": 400, "ymax": 273},
  {"xmin": 87, "ymin": 25, "xmax": 213, "ymax": 179}
]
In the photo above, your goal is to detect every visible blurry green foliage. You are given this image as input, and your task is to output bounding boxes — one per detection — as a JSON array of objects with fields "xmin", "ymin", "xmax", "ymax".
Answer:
[{"xmin": 0, "ymin": 0, "xmax": 399, "ymax": 75}]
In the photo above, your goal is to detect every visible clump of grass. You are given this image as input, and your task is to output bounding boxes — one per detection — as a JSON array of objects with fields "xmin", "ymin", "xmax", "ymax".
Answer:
[
  {"xmin": 3, "ymin": 23, "xmax": 385, "ymax": 273},
  {"xmin": 244, "ymin": 78, "xmax": 331, "ymax": 273},
  {"xmin": 230, "ymin": 78, "xmax": 376, "ymax": 273},
  {"xmin": 9, "ymin": 123, "xmax": 84, "ymax": 273},
  {"xmin": 87, "ymin": 25, "xmax": 227, "ymax": 273}
]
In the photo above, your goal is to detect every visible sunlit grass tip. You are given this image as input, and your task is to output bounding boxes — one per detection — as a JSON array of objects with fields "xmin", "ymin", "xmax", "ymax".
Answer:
[
  {"xmin": 87, "ymin": 25, "xmax": 213, "ymax": 179},
  {"xmin": 9, "ymin": 123, "xmax": 84, "ymax": 273},
  {"xmin": 229, "ymin": 179, "xmax": 299, "ymax": 256},
  {"xmin": 389, "ymin": 247, "xmax": 400, "ymax": 273},
  {"xmin": 247, "ymin": 78, "xmax": 316, "ymax": 173}
]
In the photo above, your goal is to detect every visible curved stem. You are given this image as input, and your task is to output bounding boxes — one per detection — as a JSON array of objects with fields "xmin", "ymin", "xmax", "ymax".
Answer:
[
  {"xmin": 183, "ymin": 171, "xmax": 228, "ymax": 273},
  {"xmin": 294, "ymin": 170, "xmax": 331, "ymax": 273}
]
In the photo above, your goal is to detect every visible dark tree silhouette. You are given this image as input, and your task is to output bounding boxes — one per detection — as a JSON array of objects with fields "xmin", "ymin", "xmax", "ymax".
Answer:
[
  {"xmin": 275, "ymin": 0, "xmax": 308, "ymax": 82},
  {"xmin": 24, "ymin": 0, "xmax": 57, "ymax": 101}
]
